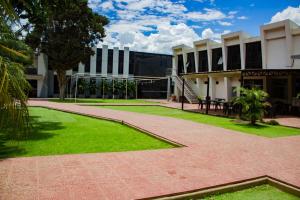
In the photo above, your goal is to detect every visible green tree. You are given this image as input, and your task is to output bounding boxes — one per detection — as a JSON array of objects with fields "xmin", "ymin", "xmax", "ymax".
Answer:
[
  {"xmin": 233, "ymin": 87, "xmax": 270, "ymax": 125},
  {"xmin": 0, "ymin": 0, "xmax": 32, "ymax": 136},
  {"xmin": 19, "ymin": 0, "xmax": 109, "ymax": 99}
]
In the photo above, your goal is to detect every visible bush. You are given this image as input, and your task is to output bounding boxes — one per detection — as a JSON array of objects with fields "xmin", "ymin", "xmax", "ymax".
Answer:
[{"xmin": 265, "ymin": 120, "xmax": 280, "ymax": 126}]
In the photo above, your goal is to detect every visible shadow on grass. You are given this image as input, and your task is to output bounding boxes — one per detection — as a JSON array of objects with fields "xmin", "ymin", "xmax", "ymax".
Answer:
[{"xmin": 0, "ymin": 115, "xmax": 65, "ymax": 158}]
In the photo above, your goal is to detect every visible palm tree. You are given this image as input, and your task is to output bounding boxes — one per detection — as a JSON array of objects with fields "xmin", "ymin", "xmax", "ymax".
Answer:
[
  {"xmin": 233, "ymin": 87, "xmax": 270, "ymax": 125},
  {"xmin": 0, "ymin": 1, "xmax": 33, "ymax": 137}
]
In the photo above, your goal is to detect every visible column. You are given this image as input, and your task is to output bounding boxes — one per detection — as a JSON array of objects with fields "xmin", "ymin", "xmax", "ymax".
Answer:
[
  {"xmin": 222, "ymin": 39, "xmax": 227, "ymax": 71},
  {"xmin": 90, "ymin": 47, "xmax": 97, "ymax": 76},
  {"xmin": 209, "ymin": 75, "xmax": 216, "ymax": 99},
  {"xmin": 123, "ymin": 47, "xmax": 129, "ymax": 77},
  {"xmin": 207, "ymin": 42, "xmax": 212, "ymax": 72},
  {"xmin": 37, "ymin": 53, "xmax": 48, "ymax": 97},
  {"xmin": 101, "ymin": 45, "xmax": 108, "ymax": 76},
  {"xmin": 224, "ymin": 77, "xmax": 231, "ymax": 101},
  {"xmin": 240, "ymin": 39, "xmax": 246, "ymax": 70},
  {"xmin": 78, "ymin": 62, "xmax": 85, "ymax": 74},
  {"xmin": 183, "ymin": 52, "xmax": 188, "ymax": 74},
  {"xmin": 113, "ymin": 47, "xmax": 119, "ymax": 76}
]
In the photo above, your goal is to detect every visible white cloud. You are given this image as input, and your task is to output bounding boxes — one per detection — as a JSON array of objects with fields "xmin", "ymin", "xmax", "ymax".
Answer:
[
  {"xmin": 218, "ymin": 21, "xmax": 232, "ymax": 26},
  {"xmin": 270, "ymin": 6, "xmax": 300, "ymax": 25},
  {"xmin": 201, "ymin": 28, "xmax": 230, "ymax": 42},
  {"xmin": 185, "ymin": 8, "xmax": 226, "ymax": 21},
  {"xmin": 237, "ymin": 16, "xmax": 248, "ymax": 20},
  {"xmin": 102, "ymin": 22, "xmax": 200, "ymax": 53}
]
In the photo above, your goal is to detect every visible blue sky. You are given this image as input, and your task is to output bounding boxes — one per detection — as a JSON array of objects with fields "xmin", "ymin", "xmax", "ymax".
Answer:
[{"xmin": 88, "ymin": 0, "xmax": 300, "ymax": 53}]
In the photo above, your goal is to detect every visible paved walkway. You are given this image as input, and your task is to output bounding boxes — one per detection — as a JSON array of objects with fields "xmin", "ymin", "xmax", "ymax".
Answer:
[{"xmin": 0, "ymin": 101, "xmax": 299, "ymax": 200}]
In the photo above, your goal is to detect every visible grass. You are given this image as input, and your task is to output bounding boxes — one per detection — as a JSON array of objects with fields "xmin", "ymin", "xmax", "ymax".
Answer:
[
  {"xmin": 204, "ymin": 184, "xmax": 300, "ymax": 200},
  {"xmin": 0, "ymin": 107, "xmax": 174, "ymax": 158},
  {"xmin": 101, "ymin": 106, "xmax": 300, "ymax": 137},
  {"xmin": 49, "ymin": 98, "xmax": 157, "ymax": 104}
]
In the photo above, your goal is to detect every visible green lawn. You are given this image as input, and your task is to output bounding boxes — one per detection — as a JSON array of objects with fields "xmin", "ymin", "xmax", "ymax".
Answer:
[
  {"xmin": 101, "ymin": 106, "xmax": 300, "ymax": 137},
  {"xmin": 0, "ymin": 107, "xmax": 174, "ymax": 158},
  {"xmin": 204, "ymin": 184, "xmax": 300, "ymax": 200},
  {"xmin": 49, "ymin": 98, "xmax": 157, "ymax": 104}
]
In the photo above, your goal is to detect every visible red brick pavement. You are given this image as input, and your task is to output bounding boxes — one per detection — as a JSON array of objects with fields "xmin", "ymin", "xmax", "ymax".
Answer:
[{"xmin": 0, "ymin": 100, "xmax": 299, "ymax": 200}]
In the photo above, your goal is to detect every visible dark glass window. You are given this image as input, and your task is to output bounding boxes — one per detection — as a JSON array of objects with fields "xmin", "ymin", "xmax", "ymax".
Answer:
[
  {"xmin": 54, "ymin": 75, "xmax": 59, "ymax": 94},
  {"xmin": 212, "ymin": 48, "xmax": 223, "ymax": 71},
  {"xmin": 186, "ymin": 52, "xmax": 195, "ymax": 73},
  {"xmin": 107, "ymin": 49, "xmax": 113, "ymax": 74},
  {"xmin": 269, "ymin": 78, "xmax": 288, "ymax": 100},
  {"xmin": 129, "ymin": 51, "xmax": 135, "ymax": 74},
  {"xmin": 96, "ymin": 48, "xmax": 102, "ymax": 73},
  {"xmin": 245, "ymin": 42, "xmax": 262, "ymax": 69},
  {"xmin": 118, "ymin": 50, "xmax": 124, "ymax": 74},
  {"xmin": 177, "ymin": 54, "xmax": 184, "ymax": 74},
  {"xmin": 295, "ymin": 78, "xmax": 300, "ymax": 97},
  {"xmin": 198, "ymin": 50, "xmax": 208, "ymax": 72},
  {"xmin": 84, "ymin": 58, "xmax": 90, "ymax": 73},
  {"xmin": 244, "ymin": 79, "xmax": 263, "ymax": 90},
  {"xmin": 227, "ymin": 45, "xmax": 241, "ymax": 70}
]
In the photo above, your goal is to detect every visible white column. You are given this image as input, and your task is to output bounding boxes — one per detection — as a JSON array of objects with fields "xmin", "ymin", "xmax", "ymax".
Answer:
[
  {"xmin": 37, "ymin": 53, "xmax": 48, "ymax": 97},
  {"xmin": 123, "ymin": 47, "xmax": 129, "ymax": 77},
  {"xmin": 260, "ymin": 28, "xmax": 267, "ymax": 69},
  {"xmin": 285, "ymin": 21, "xmax": 293, "ymax": 68},
  {"xmin": 224, "ymin": 77, "xmax": 231, "ymax": 101},
  {"xmin": 113, "ymin": 47, "xmax": 119, "ymax": 76},
  {"xmin": 101, "ymin": 45, "xmax": 108, "ymax": 76},
  {"xmin": 78, "ymin": 62, "xmax": 85, "ymax": 74},
  {"xmin": 209, "ymin": 75, "xmax": 215, "ymax": 99},
  {"xmin": 240, "ymin": 39, "xmax": 246, "ymax": 70},
  {"xmin": 207, "ymin": 43, "xmax": 212, "ymax": 72},
  {"xmin": 90, "ymin": 47, "xmax": 97, "ymax": 76},
  {"xmin": 222, "ymin": 39, "xmax": 227, "ymax": 71}
]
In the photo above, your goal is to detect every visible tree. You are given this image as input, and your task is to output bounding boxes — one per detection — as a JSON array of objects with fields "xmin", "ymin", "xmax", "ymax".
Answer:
[
  {"xmin": 19, "ymin": 0, "xmax": 109, "ymax": 99},
  {"xmin": 0, "ymin": 0, "xmax": 32, "ymax": 136},
  {"xmin": 233, "ymin": 87, "xmax": 270, "ymax": 125}
]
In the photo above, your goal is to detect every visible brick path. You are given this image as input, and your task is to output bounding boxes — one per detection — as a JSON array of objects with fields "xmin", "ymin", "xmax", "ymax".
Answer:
[{"xmin": 0, "ymin": 100, "xmax": 299, "ymax": 200}]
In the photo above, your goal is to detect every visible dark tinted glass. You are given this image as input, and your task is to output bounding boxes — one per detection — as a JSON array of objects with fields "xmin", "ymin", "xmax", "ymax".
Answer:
[
  {"xmin": 245, "ymin": 41, "xmax": 262, "ymax": 69},
  {"xmin": 96, "ymin": 48, "xmax": 102, "ymax": 73},
  {"xmin": 119, "ymin": 50, "xmax": 124, "ymax": 74},
  {"xmin": 198, "ymin": 50, "xmax": 208, "ymax": 72},
  {"xmin": 177, "ymin": 54, "xmax": 184, "ymax": 74},
  {"xmin": 187, "ymin": 52, "xmax": 195, "ymax": 73},
  {"xmin": 212, "ymin": 48, "xmax": 223, "ymax": 71},
  {"xmin": 107, "ymin": 49, "xmax": 113, "ymax": 74},
  {"xmin": 227, "ymin": 45, "xmax": 241, "ymax": 70}
]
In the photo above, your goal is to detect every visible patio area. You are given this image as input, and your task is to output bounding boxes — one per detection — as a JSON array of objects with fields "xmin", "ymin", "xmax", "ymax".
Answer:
[{"xmin": 0, "ymin": 100, "xmax": 299, "ymax": 199}]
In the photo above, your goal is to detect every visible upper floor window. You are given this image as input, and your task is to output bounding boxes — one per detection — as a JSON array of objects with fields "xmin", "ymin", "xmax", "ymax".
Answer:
[
  {"xmin": 245, "ymin": 42, "xmax": 262, "ymax": 69},
  {"xmin": 198, "ymin": 50, "xmax": 208, "ymax": 72},
  {"xmin": 212, "ymin": 48, "xmax": 223, "ymax": 71},
  {"xmin": 186, "ymin": 52, "xmax": 195, "ymax": 73},
  {"xmin": 227, "ymin": 45, "xmax": 241, "ymax": 70}
]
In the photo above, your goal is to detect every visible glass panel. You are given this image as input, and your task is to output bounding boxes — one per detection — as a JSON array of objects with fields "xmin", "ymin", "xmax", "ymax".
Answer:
[
  {"xmin": 186, "ymin": 52, "xmax": 195, "ymax": 73},
  {"xmin": 245, "ymin": 42, "xmax": 262, "ymax": 69},
  {"xmin": 212, "ymin": 48, "xmax": 223, "ymax": 71},
  {"xmin": 107, "ymin": 49, "xmax": 113, "ymax": 74},
  {"xmin": 118, "ymin": 50, "xmax": 124, "ymax": 74},
  {"xmin": 269, "ymin": 78, "xmax": 288, "ymax": 100},
  {"xmin": 177, "ymin": 54, "xmax": 184, "ymax": 74},
  {"xmin": 227, "ymin": 45, "xmax": 241, "ymax": 70},
  {"xmin": 198, "ymin": 50, "xmax": 208, "ymax": 72},
  {"xmin": 96, "ymin": 48, "xmax": 102, "ymax": 73}
]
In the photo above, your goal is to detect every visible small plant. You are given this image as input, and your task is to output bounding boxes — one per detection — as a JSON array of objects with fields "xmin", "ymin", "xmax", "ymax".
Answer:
[
  {"xmin": 233, "ymin": 87, "xmax": 270, "ymax": 125},
  {"xmin": 265, "ymin": 120, "xmax": 280, "ymax": 126}
]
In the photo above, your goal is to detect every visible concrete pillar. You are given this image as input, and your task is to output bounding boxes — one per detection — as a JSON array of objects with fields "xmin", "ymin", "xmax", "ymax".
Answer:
[
  {"xmin": 172, "ymin": 54, "xmax": 178, "ymax": 76},
  {"xmin": 194, "ymin": 49, "xmax": 199, "ymax": 73},
  {"xmin": 285, "ymin": 22, "xmax": 293, "ymax": 68},
  {"xmin": 123, "ymin": 47, "xmax": 129, "ymax": 77},
  {"xmin": 183, "ymin": 52, "xmax": 188, "ymax": 74},
  {"xmin": 209, "ymin": 75, "xmax": 216, "ymax": 99},
  {"xmin": 37, "ymin": 53, "xmax": 48, "ymax": 97},
  {"xmin": 240, "ymin": 40, "xmax": 246, "ymax": 70},
  {"xmin": 78, "ymin": 62, "xmax": 85, "ymax": 74},
  {"xmin": 207, "ymin": 43, "xmax": 212, "ymax": 72},
  {"xmin": 222, "ymin": 40, "xmax": 227, "ymax": 71},
  {"xmin": 224, "ymin": 77, "xmax": 231, "ymax": 101},
  {"xmin": 101, "ymin": 45, "xmax": 108, "ymax": 76},
  {"xmin": 260, "ymin": 28, "xmax": 267, "ymax": 69},
  {"xmin": 90, "ymin": 47, "xmax": 97, "ymax": 76},
  {"xmin": 113, "ymin": 47, "xmax": 119, "ymax": 76}
]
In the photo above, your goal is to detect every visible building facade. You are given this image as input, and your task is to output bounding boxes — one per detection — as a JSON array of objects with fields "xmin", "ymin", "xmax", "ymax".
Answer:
[
  {"xmin": 172, "ymin": 20, "xmax": 300, "ymax": 111},
  {"xmin": 26, "ymin": 45, "xmax": 172, "ymax": 98}
]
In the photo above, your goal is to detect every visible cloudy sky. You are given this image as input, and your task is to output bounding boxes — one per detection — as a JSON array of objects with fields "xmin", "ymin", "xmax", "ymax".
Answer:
[{"xmin": 88, "ymin": 0, "xmax": 300, "ymax": 54}]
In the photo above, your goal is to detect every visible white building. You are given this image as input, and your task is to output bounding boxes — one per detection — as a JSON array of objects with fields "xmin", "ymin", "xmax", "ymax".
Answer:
[{"xmin": 172, "ymin": 19, "xmax": 300, "ymax": 109}]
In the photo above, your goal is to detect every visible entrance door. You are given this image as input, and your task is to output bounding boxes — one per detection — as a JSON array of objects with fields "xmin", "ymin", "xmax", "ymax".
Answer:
[{"xmin": 28, "ymin": 80, "xmax": 37, "ymax": 98}]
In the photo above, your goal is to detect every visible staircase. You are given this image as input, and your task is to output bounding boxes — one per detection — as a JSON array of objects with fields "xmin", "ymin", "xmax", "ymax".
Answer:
[{"xmin": 173, "ymin": 75, "xmax": 198, "ymax": 104}]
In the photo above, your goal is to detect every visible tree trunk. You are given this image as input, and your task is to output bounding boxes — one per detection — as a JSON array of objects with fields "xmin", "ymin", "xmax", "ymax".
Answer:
[
  {"xmin": 56, "ymin": 70, "xmax": 67, "ymax": 100},
  {"xmin": 250, "ymin": 117, "xmax": 256, "ymax": 125}
]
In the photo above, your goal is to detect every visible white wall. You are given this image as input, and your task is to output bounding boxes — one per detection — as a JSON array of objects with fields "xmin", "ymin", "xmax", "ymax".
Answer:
[
  {"xmin": 293, "ymin": 35, "xmax": 300, "ymax": 68},
  {"xmin": 266, "ymin": 38, "xmax": 289, "ymax": 69},
  {"xmin": 214, "ymin": 77, "xmax": 225, "ymax": 99}
]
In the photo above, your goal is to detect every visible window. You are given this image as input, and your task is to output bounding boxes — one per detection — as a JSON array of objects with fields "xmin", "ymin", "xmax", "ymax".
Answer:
[
  {"xmin": 186, "ymin": 52, "xmax": 195, "ymax": 73},
  {"xmin": 177, "ymin": 54, "xmax": 184, "ymax": 74},
  {"xmin": 227, "ymin": 45, "xmax": 241, "ymax": 70},
  {"xmin": 212, "ymin": 48, "xmax": 223, "ymax": 71},
  {"xmin": 84, "ymin": 58, "xmax": 90, "ymax": 73},
  {"xmin": 245, "ymin": 42, "xmax": 262, "ymax": 69},
  {"xmin": 269, "ymin": 78, "xmax": 288, "ymax": 100},
  {"xmin": 244, "ymin": 79, "xmax": 263, "ymax": 90},
  {"xmin": 96, "ymin": 48, "xmax": 102, "ymax": 73},
  {"xmin": 107, "ymin": 49, "xmax": 113, "ymax": 74},
  {"xmin": 118, "ymin": 50, "xmax": 124, "ymax": 74},
  {"xmin": 198, "ymin": 50, "xmax": 208, "ymax": 72}
]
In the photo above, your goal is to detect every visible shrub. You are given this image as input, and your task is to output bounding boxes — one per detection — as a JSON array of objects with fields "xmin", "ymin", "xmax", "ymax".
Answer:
[{"xmin": 266, "ymin": 120, "xmax": 280, "ymax": 126}]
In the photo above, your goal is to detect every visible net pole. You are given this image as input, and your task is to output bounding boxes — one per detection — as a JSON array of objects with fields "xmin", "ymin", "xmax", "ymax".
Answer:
[
  {"xmin": 126, "ymin": 79, "xmax": 128, "ymax": 99},
  {"xmin": 74, "ymin": 74, "xmax": 78, "ymax": 103}
]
